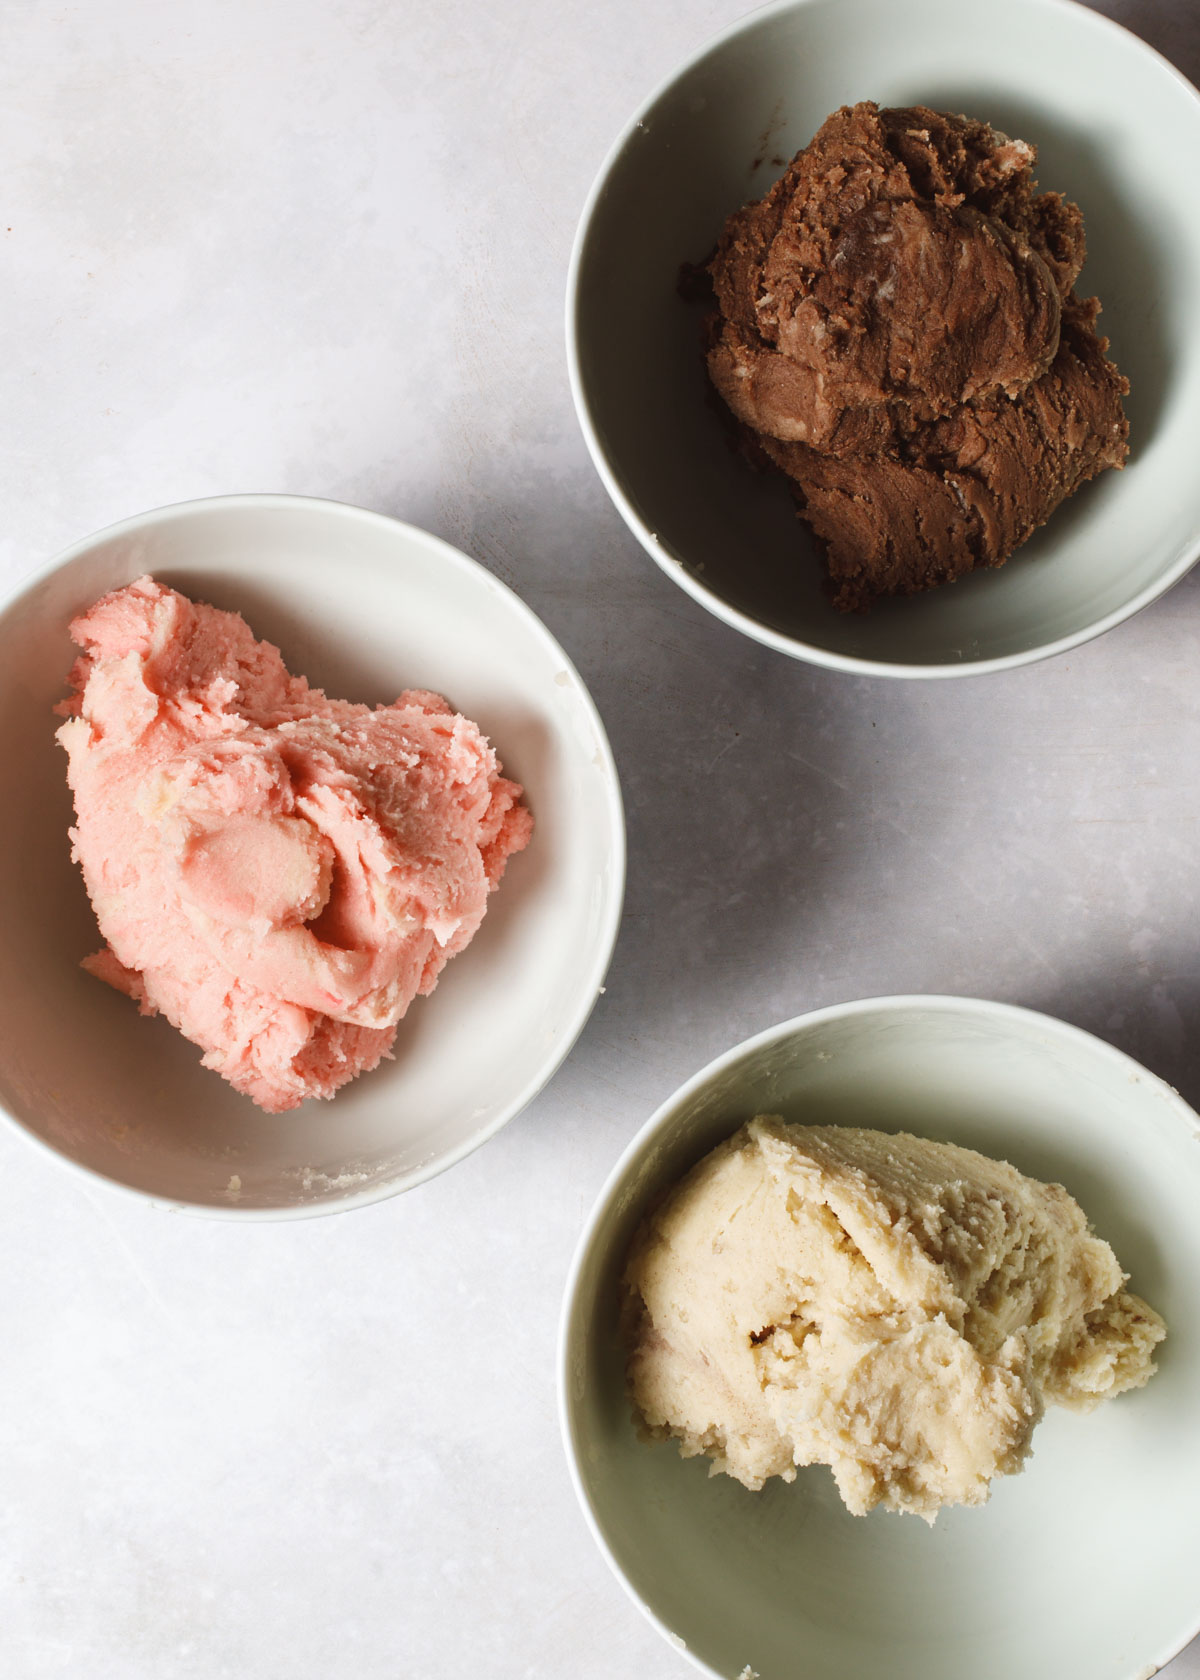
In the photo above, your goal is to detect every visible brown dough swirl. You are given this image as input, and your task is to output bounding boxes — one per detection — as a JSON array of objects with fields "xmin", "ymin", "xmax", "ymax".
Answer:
[{"xmin": 704, "ymin": 103, "xmax": 1129, "ymax": 611}]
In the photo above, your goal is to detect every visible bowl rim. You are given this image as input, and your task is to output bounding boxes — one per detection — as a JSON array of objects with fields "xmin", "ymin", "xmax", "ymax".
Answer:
[
  {"xmin": 0, "ymin": 491, "xmax": 627, "ymax": 1221},
  {"xmin": 557, "ymin": 991, "xmax": 1200, "ymax": 1677},
  {"xmin": 565, "ymin": 0, "xmax": 1200, "ymax": 680}
]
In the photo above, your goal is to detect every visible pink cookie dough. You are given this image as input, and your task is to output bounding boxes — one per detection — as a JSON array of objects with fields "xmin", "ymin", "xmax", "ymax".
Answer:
[{"xmin": 55, "ymin": 577, "xmax": 533, "ymax": 1112}]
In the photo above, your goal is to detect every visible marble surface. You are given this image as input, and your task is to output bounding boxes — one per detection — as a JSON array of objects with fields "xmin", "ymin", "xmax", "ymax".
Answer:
[{"xmin": 2, "ymin": 0, "xmax": 1199, "ymax": 1675}]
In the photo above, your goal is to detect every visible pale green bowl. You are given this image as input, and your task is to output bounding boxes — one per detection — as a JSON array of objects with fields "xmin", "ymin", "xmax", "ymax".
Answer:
[
  {"xmin": 567, "ymin": 0, "xmax": 1200, "ymax": 675},
  {"xmin": 559, "ymin": 998, "xmax": 1200, "ymax": 1679}
]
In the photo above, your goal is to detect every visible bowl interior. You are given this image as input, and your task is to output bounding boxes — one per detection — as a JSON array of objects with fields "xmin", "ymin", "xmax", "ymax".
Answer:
[
  {"xmin": 572, "ymin": 0, "xmax": 1200, "ymax": 670},
  {"xmin": 563, "ymin": 1000, "xmax": 1200, "ymax": 1679},
  {"xmin": 0, "ymin": 498, "xmax": 622, "ymax": 1213}
]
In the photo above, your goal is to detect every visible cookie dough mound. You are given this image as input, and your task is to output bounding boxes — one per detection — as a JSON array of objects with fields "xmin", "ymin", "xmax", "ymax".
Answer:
[
  {"xmin": 704, "ymin": 103, "xmax": 1129, "ymax": 609},
  {"xmin": 624, "ymin": 1118, "xmax": 1164, "ymax": 1521},
  {"xmin": 56, "ymin": 578, "xmax": 532, "ymax": 1111}
]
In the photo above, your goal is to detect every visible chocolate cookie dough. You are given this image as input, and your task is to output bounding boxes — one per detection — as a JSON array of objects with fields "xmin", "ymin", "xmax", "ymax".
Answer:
[{"xmin": 703, "ymin": 103, "xmax": 1129, "ymax": 610}]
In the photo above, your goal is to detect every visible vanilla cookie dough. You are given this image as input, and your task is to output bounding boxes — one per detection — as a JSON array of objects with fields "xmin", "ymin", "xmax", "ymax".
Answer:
[{"xmin": 624, "ymin": 1117, "xmax": 1164, "ymax": 1521}]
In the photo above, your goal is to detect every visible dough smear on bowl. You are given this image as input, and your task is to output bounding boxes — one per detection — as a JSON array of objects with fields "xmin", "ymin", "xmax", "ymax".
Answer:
[
  {"xmin": 55, "ymin": 577, "xmax": 532, "ymax": 1112},
  {"xmin": 624, "ymin": 1117, "xmax": 1164, "ymax": 1521},
  {"xmin": 702, "ymin": 102, "xmax": 1130, "ymax": 609}
]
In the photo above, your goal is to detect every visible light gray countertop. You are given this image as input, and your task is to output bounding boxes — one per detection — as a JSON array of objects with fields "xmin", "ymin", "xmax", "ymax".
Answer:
[{"xmin": 2, "ymin": 1, "xmax": 1199, "ymax": 1675}]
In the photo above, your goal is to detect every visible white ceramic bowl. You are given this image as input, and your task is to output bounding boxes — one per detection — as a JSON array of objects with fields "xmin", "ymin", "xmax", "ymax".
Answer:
[
  {"xmin": 568, "ymin": 0, "xmax": 1200, "ymax": 676},
  {"xmin": 560, "ymin": 996, "xmax": 1200, "ymax": 1679},
  {"xmin": 0, "ymin": 495, "xmax": 624, "ymax": 1217}
]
